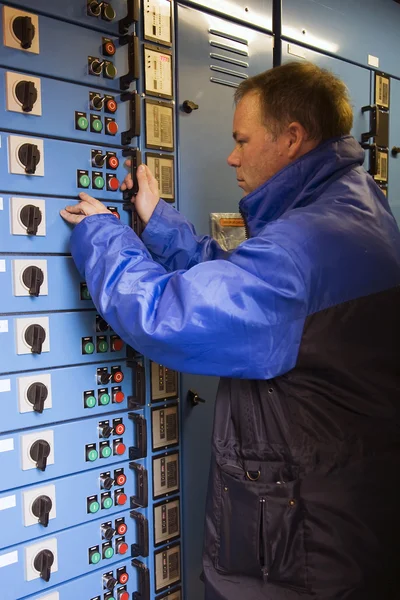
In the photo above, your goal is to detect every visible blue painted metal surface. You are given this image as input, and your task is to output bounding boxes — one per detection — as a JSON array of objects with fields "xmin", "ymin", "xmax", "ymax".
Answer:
[
  {"xmin": 0, "ymin": 68, "xmax": 132, "ymax": 146},
  {"xmin": 0, "ymin": 511, "xmax": 137, "ymax": 598},
  {"xmin": 281, "ymin": 0, "xmax": 400, "ymax": 78},
  {"xmin": 183, "ymin": 0, "xmax": 273, "ymax": 31},
  {"xmin": 0, "ymin": 411, "xmax": 139, "ymax": 490},
  {"xmin": 0, "ymin": 195, "xmax": 129, "ymax": 253},
  {"xmin": 0, "ymin": 311, "xmax": 127, "ymax": 372},
  {"xmin": 0, "ymin": 360, "xmax": 134, "ymax": 432},
  {"xmin": 0, "ymin": 132, "xmax": 129, "ymax": 199},
  {"xmin": 0, "ymin": 5, "xmax": 131, "ymax": 92},
  {"xmin": 177, "ymin": 6, "xmax": 273, "ymax": 600}
]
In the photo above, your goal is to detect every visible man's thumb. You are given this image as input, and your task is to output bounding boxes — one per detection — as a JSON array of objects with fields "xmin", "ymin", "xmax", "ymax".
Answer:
[{"xmin": 136, "ymin": 164, "xmax": 148, "ymax": 185}]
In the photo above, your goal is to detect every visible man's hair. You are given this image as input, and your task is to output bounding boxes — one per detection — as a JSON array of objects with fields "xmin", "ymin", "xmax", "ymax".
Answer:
[{"xmin": 234, "ymin": 61, "xmax": 353, "ymax": 141}]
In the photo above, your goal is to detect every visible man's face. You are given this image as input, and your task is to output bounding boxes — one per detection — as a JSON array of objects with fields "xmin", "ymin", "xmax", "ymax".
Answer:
[{"xmin": 227, "ymin": 91, "xmax": 289, "ymax": 195}]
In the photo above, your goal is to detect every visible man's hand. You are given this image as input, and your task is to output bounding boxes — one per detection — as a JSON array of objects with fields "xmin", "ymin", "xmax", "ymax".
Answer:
[
  {"xmin": 60, "ymin": 192, "xmax": 113, "ymax": 225},
  {"xmin": 121, "ymin": 162, "xmax": 160, "ymax": 224}
]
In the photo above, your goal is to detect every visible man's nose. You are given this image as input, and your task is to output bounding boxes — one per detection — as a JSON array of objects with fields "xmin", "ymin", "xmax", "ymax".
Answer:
[{"xmin": 227, "ymin": 148, "xmax": 240, "ymax": 167}]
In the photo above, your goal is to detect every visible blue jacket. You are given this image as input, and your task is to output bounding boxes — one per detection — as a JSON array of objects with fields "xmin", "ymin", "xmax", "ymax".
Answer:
[{"xmin": 71, "ymin": 137, "xmax": 400, "ymax": 599}]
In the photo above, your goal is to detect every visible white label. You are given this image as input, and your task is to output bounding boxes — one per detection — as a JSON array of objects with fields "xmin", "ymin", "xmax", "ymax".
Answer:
[
  {"xmin": 368, "ymin": 54, "xmax": 379, "ymax": 68},
  {"xmin": 0, "ymin": 320, "xmax": 8, "ymax": 333},
  {"xmin": 0, "ymin": 379, "xmax": 11, "ymax": 393},
  {"xmin": 0, "ymin": 495, "xmax": 16, "ymax": 511},
  {"xmin": 0, "ymin": 260, "xmax": 6, "ymax": 272},
  {"xmin": 0, "ymin": 197, "xmax": 3, "ymax": 210},
  {"xmin": 0, "ymin": 438, "xmax": 14, "ymax": 453},
  {"xmin": 0, "ymin": 550, "xmax": 18, "ymax": 569},
  {"xmin": 144, "ymin": 0, "xmax": 172, "ymax": 45},
  {"xmin": 145, "ymin": 48, "xmax": 173, "ymax": 97}
]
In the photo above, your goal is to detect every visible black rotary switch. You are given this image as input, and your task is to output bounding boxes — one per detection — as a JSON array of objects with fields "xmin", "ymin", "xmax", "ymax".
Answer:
[
  {"xmin": 103, "ymin": 574, "xmax": 117, "ymax": 590},
  {"xmin": 22, "ymin": 266, "xmax": 44, "ymax": 296},
  {"xmin": 187, "ymin": 389, "xmax": 206, "ymax": 406},
  {"xmin": 99, "ymin": 423, "xmax": 113, "ymax": 438},
  {"xmin": 102, "ymin": 524, "xmax": 116, "ymax": 541},
  {"xmin": 91, "ymin": 94, "xmax": 105, "ymax": 110},
  {"xmin": 87, "ymin": 0, "xmax": 101, "ymax": 17},
  {"xmin": 20, "ymin": 204, "xmax": 42, "ymax": 235},
  {"xmin": 100, "ymin": 474, "xmax": 114, "ymax": 489},
  {"xmin": 89, "ymin": 58, "xmax": 104, "ymax": 76},
  {"xmin": 32, "ymin": 495, "xmax": 52, "ymax": 527},
  {"xmin": 15, "ymin": 80, "xmax": 37, "ymax": 112},
  {"xmin": 102, "ymin": 2, "xmax": 116, "ymax": 21},
  {"xmin": 18, "ymin": 143, "xmax": 40, "ymax": 174},
  {"xmin": 33, "ymin": 549, "xmax": 54, "ymax": 582},
  {"xmin": 96, "ymin": 317, "xmax": 109, "ymax": 332},
  {"xmin": 30, "ymin": 439, "xmax": 51, "ymax": 471},
  {"xmin": 27, "ymin": 382, "xmax": 48, "ymax": 413},
  {"xmin": 92, "ymin": 152, "xmax": 106, "ymax": 168},
  {"xmin": 98, "ymin": 371, "xmax": 111, "ymax": 385},
  {"xmin": 182, "ymin": 100, "xmax": 199, "ymax": 114},
  {"xmin": 12, "ymin": 16, "xmax": 35, "ymax": 49},
  {"xmin": 24, "ymin": 324, "xmax": 46, "ymax": 354}
]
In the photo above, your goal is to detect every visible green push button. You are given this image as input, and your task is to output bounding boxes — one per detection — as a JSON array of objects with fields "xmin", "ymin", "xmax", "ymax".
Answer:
[
  {"xmin": 77, "ymin": 116, "xmax": 88, "ymax": 130},
  {"xmin": 104, "ymin": 546, "xmax": 114, "ymax": 559},
  {"xmin": 101, "ymin": 445, "xmax": 112, "ymax": 459},
  {"xmin": 79, "ymin": 174, "xmax": 90, "ymax": 188},
  {"xmin": 83, "ymin": 341, "xmax": 95, "ymax": 354},
  {"xmin": 98, "ymin": 340, "xmax": 109, "ymax": 353},
  {"xmin": 81, "ymin": 287, "xmax": 91, "ymax": 300},
  {"xmin": 89, "ymin": 501, "xmax": 100, "ymax": 514},
  {"xmin": 94, "ymin": 176, "xmax": 105, "ymax": 190},
  {"xmin": 92, "ymin": 118, "xmax": 103, "ymax": 132},
  {"xmin": 87, "ymin": 449, "xmax": 98, "ymax": 462},
  {"xmin": 85, "ymin": 395, "xmax": 96, "ymax": 409},
  {"xmin": 90, "ymin": 551, "xmax": 101, "ymax": 565},
  {"xmin": 103, "ymin": 496, "xmax": 113, "ymax": 509},
  {"xmin": 99, "ymin": 393, "xmax": 110, "ymax": 406}
]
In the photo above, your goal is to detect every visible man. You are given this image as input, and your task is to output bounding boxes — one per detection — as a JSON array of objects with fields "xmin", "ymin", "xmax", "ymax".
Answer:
[{"xmin": 62, "ymin": 62, "xmax": 400, "ymax": 599}]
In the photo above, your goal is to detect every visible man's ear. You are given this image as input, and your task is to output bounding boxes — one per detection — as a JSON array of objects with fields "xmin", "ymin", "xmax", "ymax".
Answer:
[{"xmin": 286, "ymin": 122, "xmax": 320, "ymax": 160}]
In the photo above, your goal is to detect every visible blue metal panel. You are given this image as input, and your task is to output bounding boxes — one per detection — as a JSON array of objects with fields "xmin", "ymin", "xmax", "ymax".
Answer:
[
  {"xmin": 183, "ymin": 0, "xmax": 273, "ymax": 31},
  {"xmin": 0, "ymin": 412, "xmax": 139, "ymax": 491},
  {"xmin": 0, "ymin": 68, "xmax": 131, "ymax": 146},
  {"xmin": 0, "ymin": 195, "xmax": 130, "ymax": 253},
  {"xmin": 0, "ymin": 132, "xmax": 128, "ymax": 199},
  {"xmin": 0, "ymin": 5, "xmax": 131, "ymax": 92},
  {"xmin": 282, "ymin": 0, "xmax": 400, "ymax": 78},
  {"xmin": 281, "ymin": 43, "xmax": 371, "ymax": 149},
  {"xmin": 28, "ymin": 559, "xmax": 141, "ymax": 600},
  {"xmin": 389, "ymin": 78, "xmax": 400, "ymax": 226},
  {"xmin": 177, "ymin": 7, "xmax": 274, "ymax": 600},
  {"xmin": 7, "ymin": 0, "xmax": 132, "ymax": 35},
  {"xmin": 0, "ymin": 311, "xmax": 127, "ymax": 372},
  {"xmin": 0, "ymin": 462, "xmax": 135, "ymax": 547},
  {"xmin": 0, "ymin": 511, "xmax": 137, "ymax": 598},
  {"xmin": 0, "ymin": 361, "xmax": 133, "ymax": 433}
]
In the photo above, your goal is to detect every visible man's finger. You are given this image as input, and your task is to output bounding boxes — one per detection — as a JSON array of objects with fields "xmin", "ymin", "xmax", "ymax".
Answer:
[
  {"xmin": 64, "ymin": 201, "xmax": 98, "ymax": 216},
  {"xmin": 78, "ymin": 192, "xmax": 104, "ymax": 207},
  {"xmin": 137, "ymin": 164, "xmax": 150, "ymax": 189},
  {"xmin": 124, "ymin": 159, "xmax": 132, "ymax": 168},
  {"xmin": 120, "ymin": 176, "xmax": 133, "ymax": 191},
  {"xmin": 60, "ymin": 209, "xmax": 85, "ymax": 225}
]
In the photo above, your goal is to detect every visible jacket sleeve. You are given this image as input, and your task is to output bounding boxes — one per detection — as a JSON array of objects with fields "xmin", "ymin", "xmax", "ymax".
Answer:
[
  {"xmin": 141, "ymin": 200, "xmax": 229, "ymax": 271},
  {"xmin": 70, "ymin": 213, "xmax": 308, "ymax": 379}
]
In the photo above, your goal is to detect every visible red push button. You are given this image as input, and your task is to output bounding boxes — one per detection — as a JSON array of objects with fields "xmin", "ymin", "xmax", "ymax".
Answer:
[
  {"xmin": 106, "ymin": 120, "xmax": 118, "ymax": 135},
  {"xmin": 112, "ymin": 337, "xmax": 124, "ymax": 351},
  {"xmin": 117, "ymin": 522, "xmax": 128, "ymax": 536},
  {"xmin": 107, "ymin": 155, "xmax": 119, "ymax": 170},
  {"xmin": 118, "ymin": 571, "xmax": 129, "ymax": 585},
  {"xmin": 118, "ymin": 591, "xmax": 129, "ymax": 600},
  {"xmin": 104, "ymin": 41, "xmax": 116, "ymax": 56},
  {"xmin": 114, "ymin": 442, "xmax": 126, "ymax": 456},
  {"xmin": 117, "ymin": 541, "xmax": 129, "ymax": 555},
  {"xmin": 116, "ymin": 473, "xmax": 127, "ymax": 486},
  {"xmin": 114, "ymin": 423, "xmax": 125, "ymax": 435},
  {"xmin": 107, "ymin": 177, "xmax": 119, "ymax": 191},
  {"xmin": 116, "ymin": 492, "xmax": 127, "ymax": 506},
  {"xmin": 106, "ymin": 98, "xmax": 117, "ymax": 113},
  {"xmin": 114, "ymin": 390, "xmax": 125, "ymax": 404},
  {"xmin": 113, "ymin": 370, "xmax": 124, "ymax": 383}
]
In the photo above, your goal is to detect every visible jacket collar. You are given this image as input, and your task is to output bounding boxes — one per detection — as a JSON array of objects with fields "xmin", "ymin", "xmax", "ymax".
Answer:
[{"xmin": 239, "ymin": 136, "xmax": 365, "ymax": 237}]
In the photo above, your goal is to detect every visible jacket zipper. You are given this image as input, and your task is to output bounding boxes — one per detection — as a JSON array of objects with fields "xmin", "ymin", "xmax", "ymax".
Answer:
[
  {"xmin": 239, "ymin": 207, "xmax": 250, "ymax": 240},
  {"xmin": 259, "ymin": 497, "xmax": 269, "ymax": 580}
]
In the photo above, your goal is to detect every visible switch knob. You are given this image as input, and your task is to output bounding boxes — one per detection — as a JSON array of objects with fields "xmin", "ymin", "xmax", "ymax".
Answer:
[
  {"xmin": 33, "ymin": 549, "xmax": 54, "ymax": 582},
  {"xmin": 102, "ymin": 3, "xmax": 116, "ymax": 21},
  {"xmin": 30, "ymin": 439, "xmax": 51, "ymax": 471},
  {"xmin": 22, "ymin": 266, "xmax": 44, "ymax": 296},
  {"xmin": 25, "ymin": 324, "xmax": 46, "ymax": 354},
  {"xmin": 32, "ymin": 495, "xmax": 52, "ymax": 527},
  {"xmin": 98, "ymin": 371, "xmax": 111, "ymax": 385},
  {"xmin": 182, "ymin": 100, "xmax": 199, "ymax": 114},
  {"xmin": 15, "ymin": 80, "xmax": 37, "ymax": 112},
  {"xmin": 100, "ymin": 474, "xmax": 114, "ymax": 490},
  {"xmin": 18, "ymin": 143, "xmax": 40, "ymax": 174},
  {"xmin": 96, "ymin": 317, "xmax": 109, "ymax": 332},
  {"xmin": 103, "ymin": 574, "xmax": 117, "ymax": 590},
  {"xmin": 99, "ymin": 423, "xmax": 113, "ymax": 438},
  {"xmin": 20, "ymin": 204, "xmax": 42, "ymax": 235},
  {"xmin": 89, "ymin": 59, "xmax": 104, "ymax": 76},
  {"xmin": 12, "ymin": 16, "xmax": 35, "ymax": 49},
  {"xmin": 102, "ymin": 525, "xmax": 116, "ymax": 540},
  {"xmin": 92, "ymin": 152, "xmax": 106, "ymax": 168},
  {"xmin": 87, "ymin": 0, "xmax": 101, "ymax": 17},
  {"xmin": 91, "ymin": 94, "xmax": 105, "ymax": 110},
  {"xmin": 27, "ymin": 382, "xmax": 48, "ymax": 413}
]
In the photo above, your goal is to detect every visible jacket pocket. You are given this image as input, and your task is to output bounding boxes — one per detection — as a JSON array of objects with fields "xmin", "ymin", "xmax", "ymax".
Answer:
[{"xmin": 215, "ymin": 460, "xmax": 308, "ymax": 590}]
